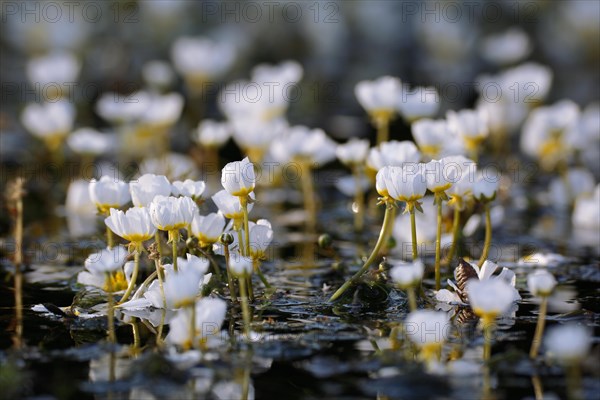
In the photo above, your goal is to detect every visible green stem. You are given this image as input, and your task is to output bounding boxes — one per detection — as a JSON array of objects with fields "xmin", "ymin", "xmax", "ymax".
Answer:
[
  {"xmin": 329, "ymin": 203, "xmax": 395, "ymax": 302},
  {"xmin": 246, "ymin": 275, "xmax": 254, "ymax": 302},
  {"xmin": 434, "ymin": 196, "xmax": 443, "ymax": 290},
  {"xmin": 171, "ymin": 230, "xmax": 179, "ymax": 272},
  {"xmin": 154, "ymin": 259, "xmax": 166, "ymax": 308},
  {"xmin": 446, "ymin": 206, "xmax": 461, "ymax": 264},
  {"xmin": 407, "ymin": 286, "xmax": 417, "ymax": 312},
  {"xmin": 236, "ymin": 227, "xmax": 245, "ymax": 257},
  {"xmin": 478, "ymin": 202, "xmax": 492, "ymax": 266},
  {"xmin": 224, "ymin": 244, "xmax": 238, "ymax": 304},
  {"xmin": 409, "ymin": 204, "xmax": 418, "ymax": 261},
  {"xmin": 157, "ymin": 308, "xmax": 166, "ymax": 346},
  {"xmin": 105, "ymin": 273, "xmax": 116, "ymax": 343},
  {"xmin": 106, "ymin": 225, "xmax": 114, "ymax": 249},
  {"xmin": 131, "ymin": 318, "xmax": 140, "ymax": 351},
  {"xmin": 118, "ymin": 243, "xmax": 140, "ymax": 304},
  {"xmin": 253, "ymin": 258, "xmax": 271, "ymax": 288},
  {"xmin": 300, "ymin": 161, "xmax": 316, "ymax": 232},
  {"xmin": 483, "ymin": 318, "xmax": 494, "ymax": 362},
  {"xmin": 240, "ymin": 196, "xmax": 251, "ymax": 257},
  {"xmin": 238, "ymin": 273, "xmax": 252, "ymax": 338},
  {"xmin": 353, "ymin": 165, "xmax": 365, "ymax": 232},
  {"xmin": 529, "ymin": 296, "xmax": 548, "ymax": 359},
  {"xmin": 376, "ymin": 117, "xmax": 389, "ymax": 145},
  {"xmin": 155, "ymin": 231, "xmax": 164, "ymax": 258},
  {"xmin": 566, "ymin": 362, "xmax": 582, "ymax": 400}
]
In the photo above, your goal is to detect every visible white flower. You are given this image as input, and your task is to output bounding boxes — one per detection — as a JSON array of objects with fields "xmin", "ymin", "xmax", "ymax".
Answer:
[
  {"xmin": 247, "ymin": 220, "xmax": 273, "ymax": 260},
  {"xmin": 130, "ymin": 174, "xmax": 171, "ymax": 207},
  {"xmin": 548, "ymin": 167, "xmax": 595, "ymax": 208},
  {"xmin": 78, "ymin": 255, "xmax": 133, "ymax": 293},
  {"xmin": 171, "ymin": 179, "xmax": 206, "ymax": 199},
  {"xmin": 389, "ymin": 259, "xmax": 425, "ymax": 288},
  {"xmin": 89, "ymin": 176, "xmax": 131, "ymax": 212},
  {"xmin": 545, "ymin": 324, "xmax": 591, "ymax": 363},
  {"xmin": 149, "ymin": 195, "xmax": 197, "ymax": 231},
  {"xmin": 412, "ymin": 119, "xmax": 460, "ymax": 159},
  {"xmin": 270, "ymin": 126, "xmax": 337, "ymax": 166},
  {"xmin": 171, "ymin": 36, "xmax": 235, "ymax": 81},
  {"xmin": 191, "ymin": 212, "xmax": 226, "ymax": 247},
  {"xmin": 480, "ymin": 28, "xmax": 531, "ymax": 65},
  {"xmin": 366, "ymin": 141, "xmax": 421, "ymax": 172},
  {"xmin": 65, "ymin": 179, "xmax": 97, "ymax": 237},
  {"xmin": 138, "ymin": 92, "xmax": 184, "ymax": 127},
  {"xmin": 26, "ymin": 51, "xmax": 80, "ymax": 92},
  {"xmin": 355, "ymin": 76, "xmax": 403, "ymax": 117},
  {"xmin": 84, "ymin": 246, "xmax": 129, "ymax": 274},
  {"xmin": 251, "ymin": 60, "xmax": 303, "ymax": 86},
  {"xmin": 572, "ymin": 184, "xmax": 600, "ymax": 229},
  {"xmin": 138, "ymin": 153, "xmax": 196, "ymax": 181},
  {"xmin": 520, "ymin": 100, "xmax": 580, "ymax": 169},
  {"xmin": 336, "ymin": 138, "xmax": 370, "ymax": 166},
  {"xmin": 424, "ymin": 159, "xmax": 458, "ymax": 194},
  {"xmin": 398, "ymin": 86, "xmax": 440, "ymax": 122},
  {"xmin": 211, "ymin": 190, "xmax": 254, "ymax": 220},
  {"xmin": 164, "ymin": 267, "xmax": 203, "ymax": 308},
  {"xmin": 196, "ymin": 120, "xmax": 232, "ymax": 148},
  {"xmin": 95, "ymin": 92, "xmax": 148, "ymax": 125},
  {"xmin": 445, "ymin": 156, "xmax": 477, "ymax": 209},
  {"xmin": 472, "ymin": 174, "xmax": 498, "ymax": 202},
  {"xmin": 383, "ymin": 164, "xmax": 427, "ymax": 203},
  {"xmin": 105, "ymin": 207, "xmax": 157, "ymax": 243},
  {"xmin": 447, "ymin": 109, "xmax": 489, "ymax": 151},
  {"xmin": 221, "ymin": 157, "xmax": 256, "ymax": 197},
  {"xmin": 404, "ymin": 310, "xmax": 449, "ymax": 347},
  {"xmin": 21, "ymin": 101, "xmax": 75, "ymax": 146},
  {"xmin": 67, "ymin": 128, "xmax": 116, "ymax": 155},
  {"xmin": 96, "ymin": 91, "xmax": 183, "ymax": 127},
  {"xmin": 527, "ymin": 270, "xmax": 557, "ymax": 297},
  {"xmin": 231, "ymin": 118, "xmax": 287, "ymax": 159},
  {"xmin": 229, "ymin": 255, "xmax": 253, "ymax": 276},
  {"xmin": 142, "ymin": 60, "xmax": 175, "ymax": 88},
  {"xmin": 166, "ymin": 298, "xmax": 227, "ymax": 346},
  {"xmin": 467, "ymin": 278, "xmax": 516, "ymax": 318}
]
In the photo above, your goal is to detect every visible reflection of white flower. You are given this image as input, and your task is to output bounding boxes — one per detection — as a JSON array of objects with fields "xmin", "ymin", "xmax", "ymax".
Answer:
[
  {"xmin": 390, "ymin": 259, "xmax": 424, "ymax": 288},
  {"xmin": 65, "ymin": 180, "xmax": 97, "ymax": 238},
  {"xmin": 467, "ymin": 278, "xmax": 516, "ymax": 318},
  {"xmin": 404, "ymin": 310, "xmax": 449, "ymax": 348},
  {"xmin": 166, "ymin": 298, "xmax": 227, "ymax": 348},
  {"xmin": 527, "ymin": 270, "xmax": 557, "ymax": 297}
]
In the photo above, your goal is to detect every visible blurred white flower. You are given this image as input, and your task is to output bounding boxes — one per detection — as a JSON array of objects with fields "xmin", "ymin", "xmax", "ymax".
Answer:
[
  {"xmin": 232, "ymin": 118, "xmax": 287, "ymax": 162},
  {"xmin": 96, "ymin": 91, "xmax": 183, "ymax": 128},
  {"xmin": 84, "ymin": 246, "xmax": 129, "ymax": 274},
  {"xmin": 472, "ymin": 174, "xmax": 498, "ymax": 202},
  {"xmin": 164, "ymin": 266, "xmax": 203, "ymax": 308},
  {"xmin": 480, "ymin": 28, "xmax": 531, "ymax": 66},
  {"xmin": 251, "ymin": 60, "xmax": 303, "ymax": 86},
  {"xmin": 447, "ymin": 109, "xmax": 489, "ymax": 154},
  {"xmin": 171, "ymin": 179, "xmax": 206, "ymax": 199},
  {"xmin": 89, "ymin": 176, "xmax": 131, "ymax": 212},
  {"xmin": 142, "ymin": 60, "xmax": 175, "ymax": 89},
  {"xmin": 572, "ymin": 184, "xmax": 600, "ymax": 230},
  {"xmin": 191, "ymin": 212, "xmax": 226, "ymax": 247},
  {"xmin": 221, "ymin": 157, "xmax": 256, "ymax": 197},
  {"xmin": 527, "ymin": 270, "xmax": 557, "ymax": 297},
  {"xmin": 195, "ymin": 120, "xmax": 232, "ymax": 148},
  {"xmin": 149, "ymin": 195, "xmax": 197, "ymax": 231},
  {"xmin": 548, "ymin": 167, "xmax": 595, "ymax": 208},
  {"xmin": 139, "ymin": 153, "xmax": 197, "ymax": 181},
  {"xmin": 398, "ymin": 86, "xmax": 440, "ymax": 122},
  {"xmin": 389, "ymin": 259, "xmax": 425, "ymax": 289},
  {"xmin": 105, "ymin": 207, "xmax": 157, "ymax": 243},
  {"xmin": 355, "ymin": 76, "xmax": 403, "ymax": 120},
  {"xmin": 336, "ymin": 138, "xmax": 370, "ymax": 166},
  {"xmin": 445, "ymin": 156, "xmax": 477, "ymax": 210},
  {"xmin": 26, "ymin": 51, "xmax": 80, "ymax": 99},
  {"xmin": 166, "ymin": 298, "xmax": 227, "ymax": 347},
  {"xmin": 247, "ymin": 220, "xmax": 274, "ymax": 260},
  {"xmin": 367, "ymin": 141, "xmax": 421, "ymax": 172},
  {"xmin": 521, "ymin": 100, "xmax": 580, "ymax": 170},
  {"xmin": 545, "ymin": 324, "xmax": 591, "ymax": 364},
  {"xmin": 404, "ymin": 310, "xmax": 449, "ymax": 349},
  {"xmin": 21, "ymin": 101, "xmax": 75, "ymax": 150},
  {"xmin": 270, "ymin": 126, "xmax": 337, "ymax": 166},
  {"xmin": 467, "ymin": 278, "xmax": 516, "ymax": 319},
  {"xmin": 67, "ymin": 128, "xmax": 116, "ymax": 156},
  {"xmin": 412, "ymin": 119, "xmax": 462, "ymax": 159},
  {"xmin": 65, "ymin": 179, "xmax": 96, "ymax": 237},
  {"xmin": 171, "ymin": 36, "xmax": 235, "ymax": 92},
  {"xmin": 130, "ymin": 174, "xmax": 171, "ymax": 207}
]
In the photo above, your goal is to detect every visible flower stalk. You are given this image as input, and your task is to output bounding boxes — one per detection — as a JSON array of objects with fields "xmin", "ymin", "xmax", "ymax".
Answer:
[
  {"xmin": 446, "ymin": 206, "xmax": 461, "ymax": 264},
  {"xmin": 119, "ymin": 243, "xmax": 141, "ymax": 304},
  {"xmin": 529, "ymin": 296, "xmax": 548, "ymax": 359},
  {"xmin": 300, "ymin": 160, "xmax": 317, "ymax": 232},
  {"xmin": 329, "ymin": 201, "xmax": 395, "ymax": 302},
  {"xmin": 478, "ymin": 202, "xmax": 492, "ymax": 267},
  {"xmin": 434, "ymin": 195, "xmax": 443, "ymax": 290},
  {"xmin": 238, "ymin": 272, "xmax": 252, "ymax": 338},
  {"xmin": 239, "ymin": 196, "xmax": 251, "ymax": 255},
  {"xmin": 105, "ymin": 272, "xmax": 116, "ymax": 343},
  {"xmin": 408, "ymin": 202, "xmax": 419, "ymax": 260}
]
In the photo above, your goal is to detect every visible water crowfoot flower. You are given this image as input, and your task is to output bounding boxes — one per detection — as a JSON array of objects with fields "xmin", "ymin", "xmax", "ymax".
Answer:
[
  {"xmin": 229, "ymin": 256, "xmax": 253, "ymax": 337},
  {"xmin": 221, "ymin": 157, "xmax": 256, "ymax": 256},
  {"xmin": 425, "ymin": 159, "xmax": 457, "ymax": 289},
  {"xmin": 355, "ymin": 76, "xmax": 403, "ymax": 144},
  {"xmin": 105, "ymin": 207, "xmax": 156, "ymax": 304},
  {"xmin": 467, "ymin": 278, "xmax": 516, "ymax": 360},
  {"xmin": 166, "ymin": 298, "xmax": 228, "ymax": 351},
  {"xmin": 389, "ymin": 259, "xmax": 425, "ymax": 311},
  {"xmin": 527, "ymin": 270, "xmax": 557, "ymax": 359},
  {"xmin": 329, "ymin": 168, "xmax": 398, "ymax": 302},
  {"xmin": 89, "ymin": 176, "xmax": 131, "ymax": 247}
]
